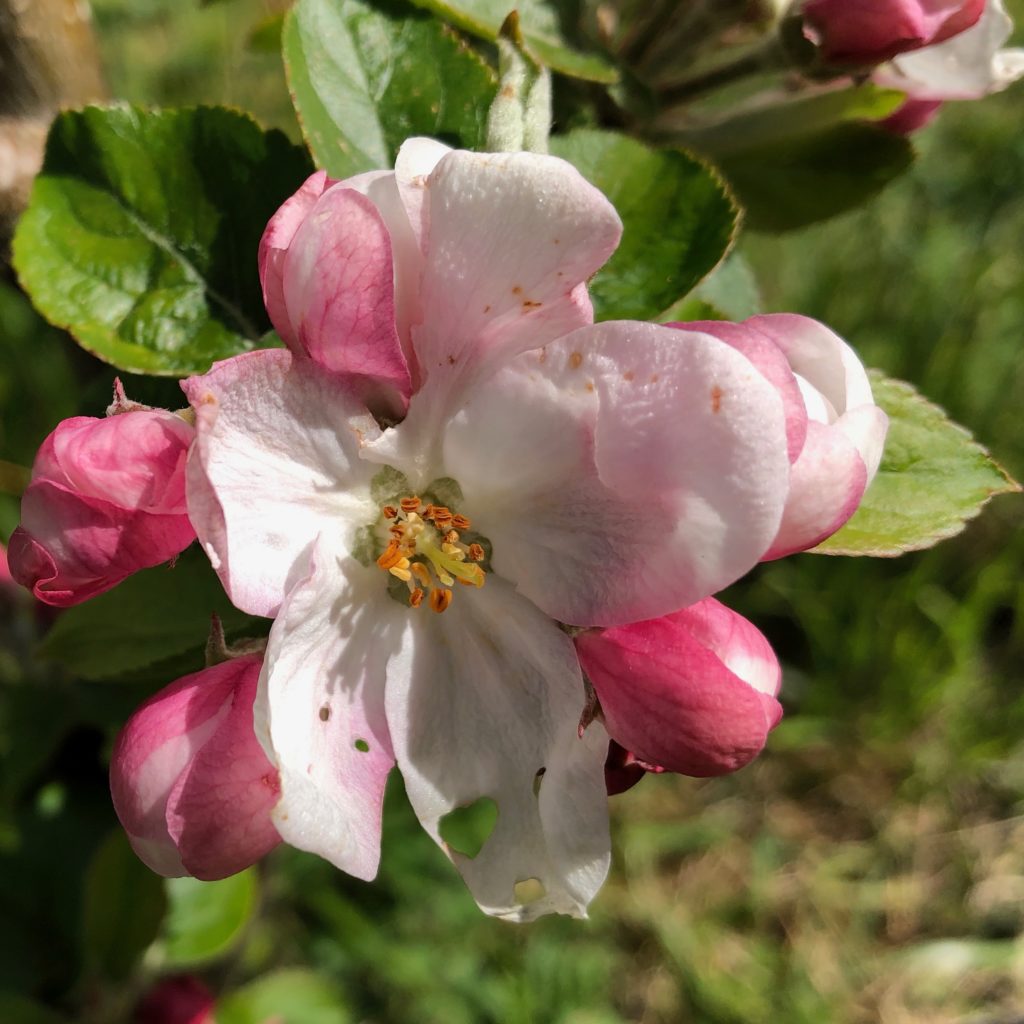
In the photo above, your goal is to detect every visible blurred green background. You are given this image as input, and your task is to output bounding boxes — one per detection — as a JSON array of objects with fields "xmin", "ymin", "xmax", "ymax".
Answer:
[{"xmin": 3, "ymin": 1, "xmax": 1024, "ymax": 1021}]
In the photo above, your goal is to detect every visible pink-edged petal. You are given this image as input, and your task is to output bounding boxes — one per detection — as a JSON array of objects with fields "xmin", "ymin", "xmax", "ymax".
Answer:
[
  {"xmin": 11, "ymin": 481, "xmax": 196, "ymax": 607},
  {"xmin": 443, "ymin": 321, "xmax": 790, "ymax": 626},
  {"xmin": 744, "ymin": 314, "xmax": 874, "ymax": 412},
  {"xmin": 881, "ymin": 98, "xmax": 945, "ymax": 133},
  {"xmin": 281, "ymin": 184, "xmax": 412, "ymax": 411},
  {"xmin": 394, "ymin": 136, "xmax": 452, "ymax": 251},
  {"xmin": 183, "ymin": 349, "xmax": 379, "ymax": 618},
  {"xmin": 803, "ymin": 0, "xmax": 979, "ymax": 63},
  {"xmin": 385, "ymin": 576, "xmax": 610, "ymax": 921},
  {"xmin": 342, "ymin": 168, "xmax": 425, "ymax": 382},
  {"xmin": 46, "ymin": 411, "xmax": 193, "ymax": 513},
  {"xmin": 412, "ymin": 149, "xmax": 621, "ymax": 398},
  {"xmin": 259, "ymin": 170, "xmax": 335, "ymax": 350},
  {"xmin": 110, "ymin": 662, "xmax": 243, "ymax": 877},
  {"xmin": 674, "ymin": 319, "xmax": 808, "ymax": 463},
  {"xmin": 881, "ymin": 0, "xmax": 1024, "ymax": 98},
  {"xmin": 166, "ymin": 656, "xmax": 281, "ymax": 881},
  {"xmin": 255, "ymin": 537, "xmax": 404, "ymax": 882},
  {"xmin": 576, "ymin": 598, "xmax": 782, "ymax": 777},
  {"xmin": 764, "ymin": 420, "xmax": 869, "ymax": 560}
]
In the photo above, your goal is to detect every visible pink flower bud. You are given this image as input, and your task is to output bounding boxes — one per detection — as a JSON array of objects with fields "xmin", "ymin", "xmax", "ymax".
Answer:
[
  {"xmin": 110, "ymin": 655, "xmax": 281, "ymax": 881},
  {"xmin": 258, "ymin": 169, "xmax": 413, "ymax": 415},
  {"xmin": 576, "ymin": 598, "xmax": 783, "ymax": 778},
  {"xmin": 133, "ymin": 976, "xmax": 215, "ymax": 1024},
  {"xmin": 880, "ymin": 97, "xmax": 945, "ymax": 132},
  {"xmin": 9, "ymin": 402, "xmax": 197, "ymax": 606},
  {"xmin": 802, "ymin": 0, "xmax": 985, "ymax": 65},
  {"xmin": 676, "ymin": 315, "xmax": 888, "ymax": 559}
]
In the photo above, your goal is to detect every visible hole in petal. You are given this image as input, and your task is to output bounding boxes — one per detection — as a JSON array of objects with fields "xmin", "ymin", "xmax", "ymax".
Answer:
[
  {"xmin": 438, "ymin": 797, "xmax": 498, "ymax": 860},
  {"xmin": 353, "ymin": 738, "xmax": 370, "ymax": 753},
  {"xmin": 318, "ymin": 706, "xmax": 331, "ymax": 722},
  {"xmin": 514, "ymin": 878, "xmax": 546, "ymax": 905},
  {"xmin": 532, "ymin": 767, "xmax": 546, "ymax": 798}
]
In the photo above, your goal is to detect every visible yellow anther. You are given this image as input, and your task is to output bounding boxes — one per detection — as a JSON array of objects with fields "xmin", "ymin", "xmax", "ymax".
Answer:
[
  {"xmin": 378, "ymin": 495, "xmax": 486, "ymax": 608},
  {"xmin": 377, "ymin": 540, "xmax": 405, "ymax": 571}
]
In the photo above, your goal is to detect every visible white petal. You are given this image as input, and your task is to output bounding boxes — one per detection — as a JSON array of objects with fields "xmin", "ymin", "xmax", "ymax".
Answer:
[
  {"xmin": 385, "ymin": 577, "xmax": 611, "ymax": 921},
  {"xmin": 882, "ymin": 0, "xmax": 1024, "ymax": 98},
  {"xmin": 444, "ymin": 322, "xmax": 790, "ymax": 626},
  {"xmin": 256, "ymin": 536, "xmax": 408, "ymax": 881},
  {"xmin": 183, "ymin": 350, "xmax": 379, "ymax": 617},
  {"xmin": 394, "ymin": 136, "xmax": 452, "ymax": 250}
]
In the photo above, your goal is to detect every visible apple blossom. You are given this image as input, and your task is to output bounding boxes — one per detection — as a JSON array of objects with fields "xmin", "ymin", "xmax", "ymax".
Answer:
[
  {"xmin": 677, "ymin": 315, "xmax": 888, "ymax": 559},
  {"xmin": 875, "ymin": 0, "xmax": 1024, "ymax": 100},
  {"xmin": 110, "ymin": 654, "xmax": 281, "ymax": 881},
  {"xmin": 802, "ymin": 0, "xmax": 984, "ymax": 65},
  {"xmin": 184, "ymin": 139, "xmax": 800, "ymax": 920},
  {"xmin": 9, "ymin": 385, "xmax": 196, "ymax": 606},
  {"xmin": 576, "ymin": 597, "xmax": 783, "ymax": 778}
]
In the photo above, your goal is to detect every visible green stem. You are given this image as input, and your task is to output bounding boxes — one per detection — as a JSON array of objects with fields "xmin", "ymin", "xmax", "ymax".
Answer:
[{"xmin": 656, "ymin": 37, "xmax": 787, "ymax": 107}]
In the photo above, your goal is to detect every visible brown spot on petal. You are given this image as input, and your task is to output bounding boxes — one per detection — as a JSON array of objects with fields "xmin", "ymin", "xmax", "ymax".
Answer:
[
  {"xmin": 711, "ymin": 385, "xmax": 724, "ymax": 414},
  {"xmin": 512, "ymin": 285, "xmax": 524, "ymax": 296},
  {"xmin": 623, "ymin": 371, "xmax": 635, "ymax": 381},
  {"xmin": 319, "ymin": 706, "xmax": 331, "ymax": 722},
  {"xmin": 650, "ymin": 373, "xmax": 660, "ymax": 383},
  {"xmin": 522, "ymin": 299, "xmax": 542, "ymax": 309},
  {"xmin": 569, "ymin": 351, "xmax": 584, "ymax": 370},
  {"xmin": 538, "ymin": 349, "xmax": 548, "ymax": 364},
  {"xmin": 483, "ymin": 304, "xmax": 492, "ymax": 314},
  {"xmin": 447, "ymin": 354, "xmax": 457, "ymax": 365},
  {"xmin": 585, "ymin": 381, "xmax": 595, "ymax": 392}
]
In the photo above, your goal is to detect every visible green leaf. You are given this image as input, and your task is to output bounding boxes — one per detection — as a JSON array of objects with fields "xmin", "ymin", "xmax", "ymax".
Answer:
[
  {"xmin": 284, "ymin": 0, "xmax": 497, "ymax": 180},
  {"xmin": 12, "ymin": 105, "xmax": 312, "ymax": 376},
  {"xmin": 712, "ymin": 123, "xmax": 914, "ymax": 232},
  {"xmin": 0, "ymin": 282, "xmax": 77, "ymax": 468},
  {"xmin": 659, "ymin": 252, "xmax": 762, "ymax": 323},
  {"xmin": 215, "ymin": 969, "xmax": 352, "ymax": 1024},
  {"xmin": 549, "ymin": 129, "xmax": 738, "ymax": 321},
  {"xmin": 678, "ymin": 85, "xmax": 906, "ymax": 159},
  {"xmin": 81, "ymin": 829, "xmax": 167, "ymax": 982},
  {"xmin": 407, "ymin": 0, "xmax": 617, "ymax": 83},
  {"xmin": 39, "ymin": 547, "xmax": 263, "ymax": 681},
  {"xmin": 161, "ymin": 869, "xmax": 258, "ymax": 968},
  {"xmin": 814, "ymin": 373, "xmax": 1021, "ymax": 557}
]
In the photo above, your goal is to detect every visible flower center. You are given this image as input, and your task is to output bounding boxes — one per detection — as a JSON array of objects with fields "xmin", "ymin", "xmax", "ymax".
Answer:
[{"xmin": 376, "ymin": 495, "xmax": 486, "ymax": 612}]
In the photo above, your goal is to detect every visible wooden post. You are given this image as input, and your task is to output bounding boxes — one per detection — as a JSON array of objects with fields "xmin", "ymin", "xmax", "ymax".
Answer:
[{"xmin": 0, "ymin": 0, "xmax": 107, "ymax": 246}]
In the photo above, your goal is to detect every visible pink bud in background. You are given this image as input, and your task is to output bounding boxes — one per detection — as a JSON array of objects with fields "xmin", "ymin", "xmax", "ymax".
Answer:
[
  {"xmin": 880, "ymin": 98, "xmax": 945, "ymax": 133},
  {"xmin": 802, "ymin": 0, "xmax": 985, "ymax": 65},
  {"xmin": 110, "ymin": 655, "xmax": 281, "ymax": 881},
  {"xmin": 677, "ymin": 315, "xmax": 888, "ymax": 559},
  {"xmin": 133, "ymin": 976, "xmax": 215, "ymax": 1024},
  {"xmin": 576, "ymin": 598, "xmax": 783, "ymax": 778},
  {"xmin": 8, "ymin": 394, "xmax": 196, "ymax": 606}
]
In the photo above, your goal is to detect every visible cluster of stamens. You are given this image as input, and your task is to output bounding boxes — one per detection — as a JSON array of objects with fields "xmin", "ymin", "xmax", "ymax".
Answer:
[{"xmin": 376, "ymin": 496, "xmax": 486, "ymax": 612}]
